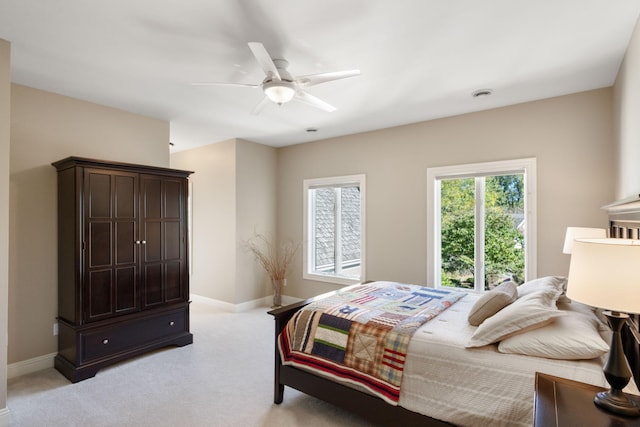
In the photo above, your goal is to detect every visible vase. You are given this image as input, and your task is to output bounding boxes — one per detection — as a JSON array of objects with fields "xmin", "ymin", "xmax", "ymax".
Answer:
[{"xmin": 272, "ymin": 278, "xmax": 286, "ymax": 307}]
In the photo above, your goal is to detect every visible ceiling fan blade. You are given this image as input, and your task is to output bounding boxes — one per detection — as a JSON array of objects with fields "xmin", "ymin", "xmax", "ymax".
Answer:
[
  {"xmin": 248, "ymin": 42, "xmax": 281, "ymax": 81},
  {"xmin": 296, "ymin": 69, "xmax": 360, "ymax": 87},
  {"xmin": 192, "ymin": 82, "xmax": 260, "ymax": 88},
  {"xmin": 251, "ymin": 96, "xmax": 271, "ymax": 115},
  {"xmin": 294, "ymin": 91, "xmax": 336, "ymax": 112}
]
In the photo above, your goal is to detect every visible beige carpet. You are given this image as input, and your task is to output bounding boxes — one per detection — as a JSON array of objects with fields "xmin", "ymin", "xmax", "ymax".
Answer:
[{"xmin": 7, "ymin": 301, "xmax": 375, "ymax": 427}]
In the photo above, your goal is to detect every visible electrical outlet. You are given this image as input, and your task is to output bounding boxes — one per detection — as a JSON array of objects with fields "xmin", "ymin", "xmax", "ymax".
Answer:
[{"xmin": 53, "ymin": 322, "xmax": 58, "ymax": 336}]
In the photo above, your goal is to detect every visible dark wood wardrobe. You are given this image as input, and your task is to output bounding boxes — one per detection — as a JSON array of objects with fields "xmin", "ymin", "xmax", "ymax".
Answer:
[{"xmin": 52, "ymin": 157, "xmax": 193, "ymax": 382}]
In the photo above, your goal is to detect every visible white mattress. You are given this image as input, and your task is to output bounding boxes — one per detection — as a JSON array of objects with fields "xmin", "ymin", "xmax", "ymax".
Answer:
[{"xmin": 399, "ymin": 293, "xmax": 627, "ymax": 427}]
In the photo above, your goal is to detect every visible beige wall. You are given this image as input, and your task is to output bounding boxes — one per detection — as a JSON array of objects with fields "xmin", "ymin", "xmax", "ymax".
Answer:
[
  {"xmin": 614, "ymin": 16, "xmax": 640, "ymax": 199},
  {"xmin": 235, "ymin": 139, "xmax": 277, "ymax": 302},
  {"xmin": 277, "ymin": 89, "xmax": 615, "ymax": 300},
  {"xmin": 9, "ymin": 84, "xmax": 170, "ymax": 363},
  {"xmin": 0, "ymin": 38, "xmax": 11, "ymax": 419},
  {"xmin": 171, "ymin": 140, "xmax": 237, "ymax": 302},
  {"xmin": 171, "ymin": 138, "xmax": 277, "ymax": 304}
]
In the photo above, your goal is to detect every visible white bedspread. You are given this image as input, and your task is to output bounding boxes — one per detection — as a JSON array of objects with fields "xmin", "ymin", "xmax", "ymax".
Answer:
[{"xmin": 399, "ymin": 293, "xmax": 634, "ymax": 427}]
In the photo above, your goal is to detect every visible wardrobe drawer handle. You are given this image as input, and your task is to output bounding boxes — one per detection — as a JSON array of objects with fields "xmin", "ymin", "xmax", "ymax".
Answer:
[
  {"xmin": 102, "ymin": 339, "xmax": 109, "ymax": 345},
  {"xmin": 169, "ymin": 321, "xmax": 175, "ymax": 326}
]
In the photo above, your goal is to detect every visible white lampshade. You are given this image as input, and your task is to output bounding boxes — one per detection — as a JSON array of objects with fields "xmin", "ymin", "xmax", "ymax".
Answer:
[
  {"xmin": 566, "ymin": 238, "xmax": 640, "ymax": 314},
  {"xmin": 562, "ymin": 227, "xmax": 607, "ymax": 254},
  {"xmin": 263, "ymin": 81, "xmax": 295, "ymax": 104}
]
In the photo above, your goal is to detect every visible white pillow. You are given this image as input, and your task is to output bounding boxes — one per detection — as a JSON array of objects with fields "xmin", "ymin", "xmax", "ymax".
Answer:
[
  {"xmin": 557, "ymin": 300, "xmax": 609, "ymax": 332},
  {"xmin": 498, "ymin": 309, "xmax": 609, "ymax": 360},
  {"xmin": 516, "ymin": 276, "xmax": 566, "ymax": 298},
  {"xmin": 467, "ymin": 281, "xmax": 517, "ymax": 326},
  {"xmin": 466, "ymin": 288, "xmax": 564, "ymax": 348}
]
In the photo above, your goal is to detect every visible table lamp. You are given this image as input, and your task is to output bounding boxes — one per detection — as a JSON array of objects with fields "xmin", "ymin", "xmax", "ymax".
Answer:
[
  {"xmin": 562, "ymin": 227, "xmax": 607, "ymax": 254},
  {"xmin": 566, "ymin": 238, "xmax": 640, "ymax": 416}
]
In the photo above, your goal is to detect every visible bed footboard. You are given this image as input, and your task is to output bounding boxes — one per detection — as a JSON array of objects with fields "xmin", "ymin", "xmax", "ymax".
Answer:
[
  {"xmin": 266, "ymin": 286, "xmax": 453, "ymax": 427},
  {"xmin": 267, "ymin": 285, "xmax": 363, "ymax": 402},
  {"xmin": 267, "ymin": 298, "xmax": 315, "ymax": 403}
]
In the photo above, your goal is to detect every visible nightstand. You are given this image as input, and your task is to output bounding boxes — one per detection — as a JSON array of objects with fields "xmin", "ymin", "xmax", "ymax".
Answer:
[{"xmin": 534, "ymin": 372, "xmax": 640, "ymax": 426}]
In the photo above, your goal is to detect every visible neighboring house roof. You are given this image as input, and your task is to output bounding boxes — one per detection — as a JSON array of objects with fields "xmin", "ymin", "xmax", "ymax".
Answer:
[{"xmin": 314, "ymin": 187, "xmax": 361, "ymax": 268}]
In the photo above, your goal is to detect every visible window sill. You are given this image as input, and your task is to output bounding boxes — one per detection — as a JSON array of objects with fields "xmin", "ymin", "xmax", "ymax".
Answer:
[{"xmin": 303, "ymin": 273, "xmax": 362, "ymax": 286}]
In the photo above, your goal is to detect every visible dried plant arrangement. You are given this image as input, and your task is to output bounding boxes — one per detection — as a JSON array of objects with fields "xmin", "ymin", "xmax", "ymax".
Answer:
[{"xmin": 244, "ymin": 233, "xmax": 299, "ymax": 306}]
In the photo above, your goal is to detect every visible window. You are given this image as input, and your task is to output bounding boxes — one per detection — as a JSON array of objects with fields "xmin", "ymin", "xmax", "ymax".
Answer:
[
  {"xmin": 304, "ymin": 175, "xmax": 365, "ymax": 285},
  {"xmin": 427, "ymin": 159, "xmax": 536, "ymax": 292}
]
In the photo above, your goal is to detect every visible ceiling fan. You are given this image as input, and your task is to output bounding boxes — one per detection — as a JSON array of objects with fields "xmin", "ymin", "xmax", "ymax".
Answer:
[{"xmin": 193, "ymin": 42, "xmax": 360, "ymax": 114}]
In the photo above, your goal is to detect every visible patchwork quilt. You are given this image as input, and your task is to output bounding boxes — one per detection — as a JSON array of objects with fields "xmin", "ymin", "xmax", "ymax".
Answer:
[{"xmin": 278, "ymin": 281, "xmax": 464, "ymax": 404}]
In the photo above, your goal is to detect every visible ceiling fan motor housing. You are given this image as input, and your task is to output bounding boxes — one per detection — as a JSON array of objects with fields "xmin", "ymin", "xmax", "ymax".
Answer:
[{"xmin": 263, "ymin": 79, "xmax": 296, "ymax": 103}]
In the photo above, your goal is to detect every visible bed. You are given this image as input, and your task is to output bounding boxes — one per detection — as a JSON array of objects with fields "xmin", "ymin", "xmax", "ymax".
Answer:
[{"xmin": 268, "ymin": 210, "xmax": 640, "ymax": 426}]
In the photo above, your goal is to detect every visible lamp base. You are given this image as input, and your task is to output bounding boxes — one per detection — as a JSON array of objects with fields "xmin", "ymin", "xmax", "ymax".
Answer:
[{"xmin": 594, "ymin": 389, "xmax": 640, "ymax": 417}]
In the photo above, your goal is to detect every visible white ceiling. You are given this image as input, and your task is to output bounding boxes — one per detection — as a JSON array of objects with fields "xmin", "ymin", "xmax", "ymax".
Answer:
[{"xmin": 1, "ymin": 1, "xmax": 639, "ymax": 152}]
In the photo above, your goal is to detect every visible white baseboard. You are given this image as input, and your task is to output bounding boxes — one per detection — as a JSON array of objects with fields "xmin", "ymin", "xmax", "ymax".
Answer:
[
  {"xmin": 7, "ymin": 295, "xmax": 303, "ymax": 381},
  {"xmin": 190, "ymin": 293, "xmax": 301, "ymax": 312},
  {"xmin": 0, "ymin": 407, "xmax": 9, "ymax": 427},
  {"xmin": 7, "ymin": 352, "xmax": 56, "ymax": 379},
  {"xmin": 189, "ymin": 294, "xmax": 238, "ymax": 311}
]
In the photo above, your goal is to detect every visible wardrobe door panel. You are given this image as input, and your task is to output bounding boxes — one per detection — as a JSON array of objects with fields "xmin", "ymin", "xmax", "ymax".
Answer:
[
  {"xmin": 165, "ymin": 261, "xmax": 182, "ymax": 301},
  {"xmin": 115, "ymin": 175, "xmax": 135, "ymax": 218},
  {"xmin": 165, "ymin": 222, "xmax": 180, "ymax": 259},
  {"xmin": 164, "ymin": 180, "xmax": 182, "ymax": 218},
  {"xmin": 88, "ymin": 269, "xmax": 113, "ymax": 319},
  {"xmin": 84, "ymin": 169, "xmax": 139, "ymax": 322},
  {"xmin": 115, "ymin": 222, "xmax": 135, "ymax": 264},
  {"xmin": 140, "ymin": 174, "xmax": 187, "ymax": 308},
  {"xmin": 143, "ymin": 179, "xmax": 162, "ymax": 219},
  {"xmin": 89, "ymin": 222, "xmax": 112, "ymax": 267},
  {"xmin": 145, "ymin": 264, "xmax": 163, "ymax": 306},
  {"xmin": 145, "ymin": 222, "xmax": 162, "ymax": 262},
  {"xmin": 115, "ymin": 266, "xmax": 136, "ymax": 311},
  {"xmin": 88, "ymin": 173, "xmax": 111, "ymax": 218}
]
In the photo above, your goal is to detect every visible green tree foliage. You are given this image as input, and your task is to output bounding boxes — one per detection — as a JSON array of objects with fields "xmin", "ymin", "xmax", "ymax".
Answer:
[
  {"xmin": 488, "ymin": 175, "xmax": 524, "ymax": 209},
  {"xmin": 440, "ymin": 178, "xmax": 475, "ymax": 286},
  {"xmin": 440, "ymin": 175, "xmax": 525, "ymax": 289}
]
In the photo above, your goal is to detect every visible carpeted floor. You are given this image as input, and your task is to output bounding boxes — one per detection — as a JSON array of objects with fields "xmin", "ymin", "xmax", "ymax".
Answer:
[{"xmin": 7, "ymin": 301, "xmax": 375, "ymax": 427}]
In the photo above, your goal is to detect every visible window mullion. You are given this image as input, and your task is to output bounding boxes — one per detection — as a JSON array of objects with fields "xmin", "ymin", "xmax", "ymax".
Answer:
[
  {"xmin": 310, "ymin": 189, "xmax": 317, "ymax": 273},
  {"xmin": 334, "ymin": 187, "xmax": 343, "ymax": 275},
  {"xmin": 475, "ymin": 177, "xmax": 485, "ymax": 292},
  {"xmin": 434, "ymin": 180, "xmax": 442, "ymax": 286}
]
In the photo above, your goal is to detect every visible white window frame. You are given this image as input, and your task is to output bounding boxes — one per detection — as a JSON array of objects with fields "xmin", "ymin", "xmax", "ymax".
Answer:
[
  {"xmin": 303, "ymin": 174, "xmax": 366, "ymax": 285},
  {"xmin": 426, "ymin": 158, "xmax": 537, "ymax": 291}
]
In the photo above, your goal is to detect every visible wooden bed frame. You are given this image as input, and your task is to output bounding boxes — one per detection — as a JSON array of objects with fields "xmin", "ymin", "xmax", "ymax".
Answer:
[
  {"xmin": 267, "ymin": 292, "xmax": 452, "ymax": 426},
  {"xmin": 267, "ymin": 201, "xmax": 640, "ymax": 426}
]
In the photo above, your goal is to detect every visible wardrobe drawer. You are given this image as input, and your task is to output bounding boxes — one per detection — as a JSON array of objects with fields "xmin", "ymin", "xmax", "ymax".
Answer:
[{"xmin": 81, "ymin": 309, "xmax": 187, "ymax": 361}]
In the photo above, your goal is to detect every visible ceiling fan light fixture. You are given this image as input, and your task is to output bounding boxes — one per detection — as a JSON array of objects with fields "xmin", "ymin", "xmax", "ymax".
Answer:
[{"xmin": 263, "ymin": 81, "xmax": 296, "ymax": 104}]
